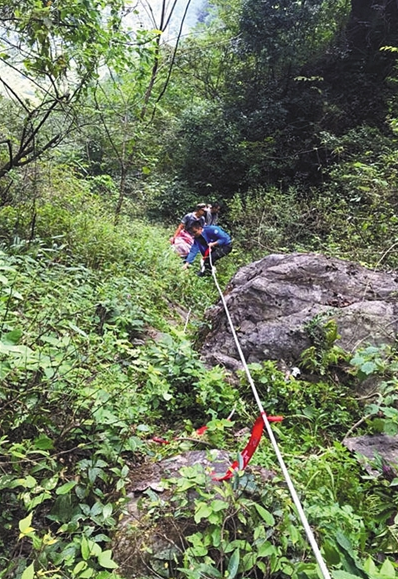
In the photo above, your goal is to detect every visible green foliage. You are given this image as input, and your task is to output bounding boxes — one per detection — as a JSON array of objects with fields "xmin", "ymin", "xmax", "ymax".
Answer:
[
  {"xmin": 349, "ymin": 344, "xmax": 398, "ymax": 436},
  {"xmin": 2, "ymin": 2, "xmax": 398, "ymax": 576},
  {"xmin": 0, "ymin": 185, "xmax": 243, "ymax": 577},
  {"xmin": 0, "ymin": 0, "xmax": 140, "ymax": 178},
  {"xmin": 147, "ymin": 178, "xmax": 203, "ymax": 224},
  {"xmin": 3, "ymin": 164, "xmax": 398, "ymax": 578},
  {"xmin": 302, "ymin": 126, "xmax": 398, "ymax": 267},
  {"xmin": 0, "ymin": 247, "xmax": 147, "ymax": 577},
  {"xmin": 133, "ymin": 330, "xmax": 238, "ymax": 421},
  {"xmin": 165, "ymin": 99, "xmax": 246, "ymax": 197},
  {"xmin": 350, "ymin": 345, "xmax": 398, "ymax": 383},
  {"xmin": 239, "ymin": 0, "xmax": 349, "ymax": 70},
  {"xmin": 2, "ymin": 0, "xmax": 131, "ymax": 78},
  {"xmin": 237, "ymin": 360, "xmax": 360, "ymax": 447},
  {"xmin": 142, "ymin": 456, "xmax": 398, "ymax": 579},
  {"xmin": 227, "ymin": 186, "xmax": 313, "ymax": 256},
  {"xmin": 301, "ymin": 317, "xmax": 349, "ymax": 376}
]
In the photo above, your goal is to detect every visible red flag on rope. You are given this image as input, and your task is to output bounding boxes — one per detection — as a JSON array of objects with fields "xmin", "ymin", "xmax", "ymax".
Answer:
[
  {"xmin": 151, "ymin": 436, "xmax": 170, "ymax": 444},
  {"xmin": 151, "ymin": 414, "xmax": 284, "ymax": 481},
  {"xmin": 212, "ymin": 415, "xmax": 283, "ymax": 481}
]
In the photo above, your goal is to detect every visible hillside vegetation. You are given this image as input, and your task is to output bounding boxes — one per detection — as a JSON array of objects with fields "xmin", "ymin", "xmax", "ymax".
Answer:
[
  {"xmin": 1, "ymin": 0, "xmax": 398, "ymax": 578},
  {"xmin": 2, "ymin": 167, "xmax": 398, "ymax": 579}
]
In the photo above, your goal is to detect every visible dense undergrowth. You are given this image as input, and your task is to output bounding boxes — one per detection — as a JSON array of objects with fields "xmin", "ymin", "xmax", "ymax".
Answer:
[
  {"xmin": 1, "ymin": 1, "xmax": 398, "ymax": 576},
  {"xmin": 1, "ymin": 170, "xmax": 398, "ymax": 579}
]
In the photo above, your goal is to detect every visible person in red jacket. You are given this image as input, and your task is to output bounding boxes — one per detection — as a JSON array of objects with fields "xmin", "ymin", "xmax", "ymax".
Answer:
[{"xmin": 169, "ymin": 203, "xmax": 207, "ymax": 259}]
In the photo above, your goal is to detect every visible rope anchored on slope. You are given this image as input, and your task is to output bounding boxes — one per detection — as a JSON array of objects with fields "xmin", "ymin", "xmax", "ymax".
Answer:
[
  {"xmin": 152, "ymin": 411, "xmax": 284, "ymax": 481},
  {"xmin": 207, "ymin": 248, "xmax": 332, "ymax": 579}
]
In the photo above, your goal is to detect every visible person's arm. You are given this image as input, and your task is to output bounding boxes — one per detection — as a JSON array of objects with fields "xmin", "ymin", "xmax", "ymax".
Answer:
[
  {"xmin": 183, "ymin": 241, "xmax": 200, "ymax": 266},
  {"xmin": 170, "ymin": 222, "xmax": 184, "ymax": 244},
  {"xmin": 206, "ymin": 228, "xmax": 230, "ymax": 249}
]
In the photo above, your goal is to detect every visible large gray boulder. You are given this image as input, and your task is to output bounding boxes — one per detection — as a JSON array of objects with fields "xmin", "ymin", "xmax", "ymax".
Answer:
[{"xmin": 201, "ymin": 252, "xmax": 398, "ymax": 369}]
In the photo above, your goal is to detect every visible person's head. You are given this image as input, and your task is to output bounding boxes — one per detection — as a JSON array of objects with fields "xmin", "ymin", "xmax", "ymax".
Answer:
[
  {"xmin": 191, "ymin": 222, "xmax": 204, "ymax": 237},
  {"xmin": 195, "ymin": 203, "xmax": 207, "ymax": 216},
  {"xmin": 210, "ymin": 202, "xmax": 221, "ymax": 214}
]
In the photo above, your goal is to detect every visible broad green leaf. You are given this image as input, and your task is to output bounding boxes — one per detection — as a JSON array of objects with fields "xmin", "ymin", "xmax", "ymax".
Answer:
[
  {"xmin": 227, "ymin": 549, "xmax": 240, "ymax": 579},
  {"xmin": 19, "ymin": 512, "xmax": 35, "ymax": 536},
  {"xmin": 0, "ymin": 342, "xmax": 31, "ymax": 355},
  {"xmin": 363, "ymin": 556, "xmax": 377, "ymax": 576},
  {"xmin": 73, "ymin": 561, "xmax": 87, "ymax": 574},
  {"xmin": 322, "ymin": 541, "xmax": 341, "ymax": 565},
  {"xmin": 103, "ymin": 504, "xmax": 113, "ymax": 519},
  {"xmin": 0, "ymin": 475, "xmax": 20, "ymax": 490},
  {"xmin": 288, "ymin": 524, "xmax": 300, "ymax": 544},
  {"xmin": 34, "ymin": 435, "xmax": 54, "ymax": 450},
  {"xmin": 42, "ymin": 475, "xmax": 59, "ymax": 491},
  {"xmin": 335, "ymin": 531, "xmax": 353, "ymax": 552},
  {"xmin": 21, "ymin": 563, "xmax": 35, "ymax": 579},
  {"xmin": 379, "ymin": 558, "xmax": 396, "ymax": 577},
  {"xmin": 91, "ymin": 502, "xmax": 103, "ymax": 517},
  {"xmin": 241, "ymin": 552, "xmax": 257, "ymax": 573},
  {"xmin": 121, "ymin": 465, "xmax": 129, "ymax": 477},
  {"xmin": 98, "ymin": 549, "xmax": 118, "ymax": 569},
  {"xmin": 384, "ymin": 421, "xmax": 398, "ymax": 435},
  {"xmin": 360, "ymin": 361, "xmax": 377, "ymax": 375},
  {"xmin": 210, "ymin": 499, "xmax": 229, "ymax": 512},
  {"xmin": 257, "ymin": 541, "xmax": 275, "ymax": 557},
  {"xmin": 28, "ymin": 491, "xmax": 52, "ymax": 509},
  {"xmin": 196, "ymin": 564, "xmax": 222, "ymax": 577},
  {"xmin": 195, "ymin": 504, "xmax": 212, "ymax": 523},
  {"xmin": 211, "ymin": 527, "xmax": 221, "ymax": 547},
  {"xmin": 2, "ymin": 329, "xmax": 23, "ymax": 344},
  {"xmin": 365, "ymin": 403, "xmax": 380, "ymax": 415},
  {"xmin": 40, "ymin": 335, "xmax": 62, "ymax": 346},
  {"xmin": 254, "ymin": 504, "xmax": 275, "ymax": 526},
  {"xmin": 56, "ymin": 480, "xmax": 77, "ymax": 495},
  {"xmin": 17, "ymin": 476, "xmax": 37, "ymax": 489},
  {"xmin": 190, "ymin": 545, "xmax": 208, "ymax": 556},
  {"xmin": 81, "ymin": 536, "xmax": 91, "ymax": 561}
]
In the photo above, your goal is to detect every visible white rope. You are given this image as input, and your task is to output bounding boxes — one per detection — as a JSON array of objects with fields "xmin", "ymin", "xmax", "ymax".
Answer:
[
  {"xmin": 183, "ymin": 307, "xmax": 192, "ymax": 333},
  {"xmin": 207, "ymin": 251, "xmax": 331, "ymax": 579}
]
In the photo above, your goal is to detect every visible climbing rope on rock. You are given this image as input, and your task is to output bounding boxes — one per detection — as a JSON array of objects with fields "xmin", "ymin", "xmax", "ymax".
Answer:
[{"xmin": 207, "ymin": 249, "xmax": 332, "ymax": 579}]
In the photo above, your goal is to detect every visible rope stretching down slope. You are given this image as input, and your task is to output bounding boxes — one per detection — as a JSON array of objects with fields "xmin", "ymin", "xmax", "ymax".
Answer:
[{"xmin": 207, "ymin": 250, "xmax": 332, "ymax": 579}]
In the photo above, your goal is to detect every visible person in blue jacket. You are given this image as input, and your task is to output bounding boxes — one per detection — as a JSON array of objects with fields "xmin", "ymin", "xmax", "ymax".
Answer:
[{"xmin": 183, "ymin": 222, "xmax": 232, "ymax": 276}]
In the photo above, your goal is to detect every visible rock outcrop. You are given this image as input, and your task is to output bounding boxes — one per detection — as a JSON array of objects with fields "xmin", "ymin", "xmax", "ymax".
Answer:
[
  {"xmin": 343, "ymin": 434, "xmax": 398, "ymax": 478},
  {"xmin": 201, "ymin": 252, "xmax": 398, "ymax": 369},
  {"xmin": 113, "ymin": 450, "xmax": 274, "ymax": 578}
]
